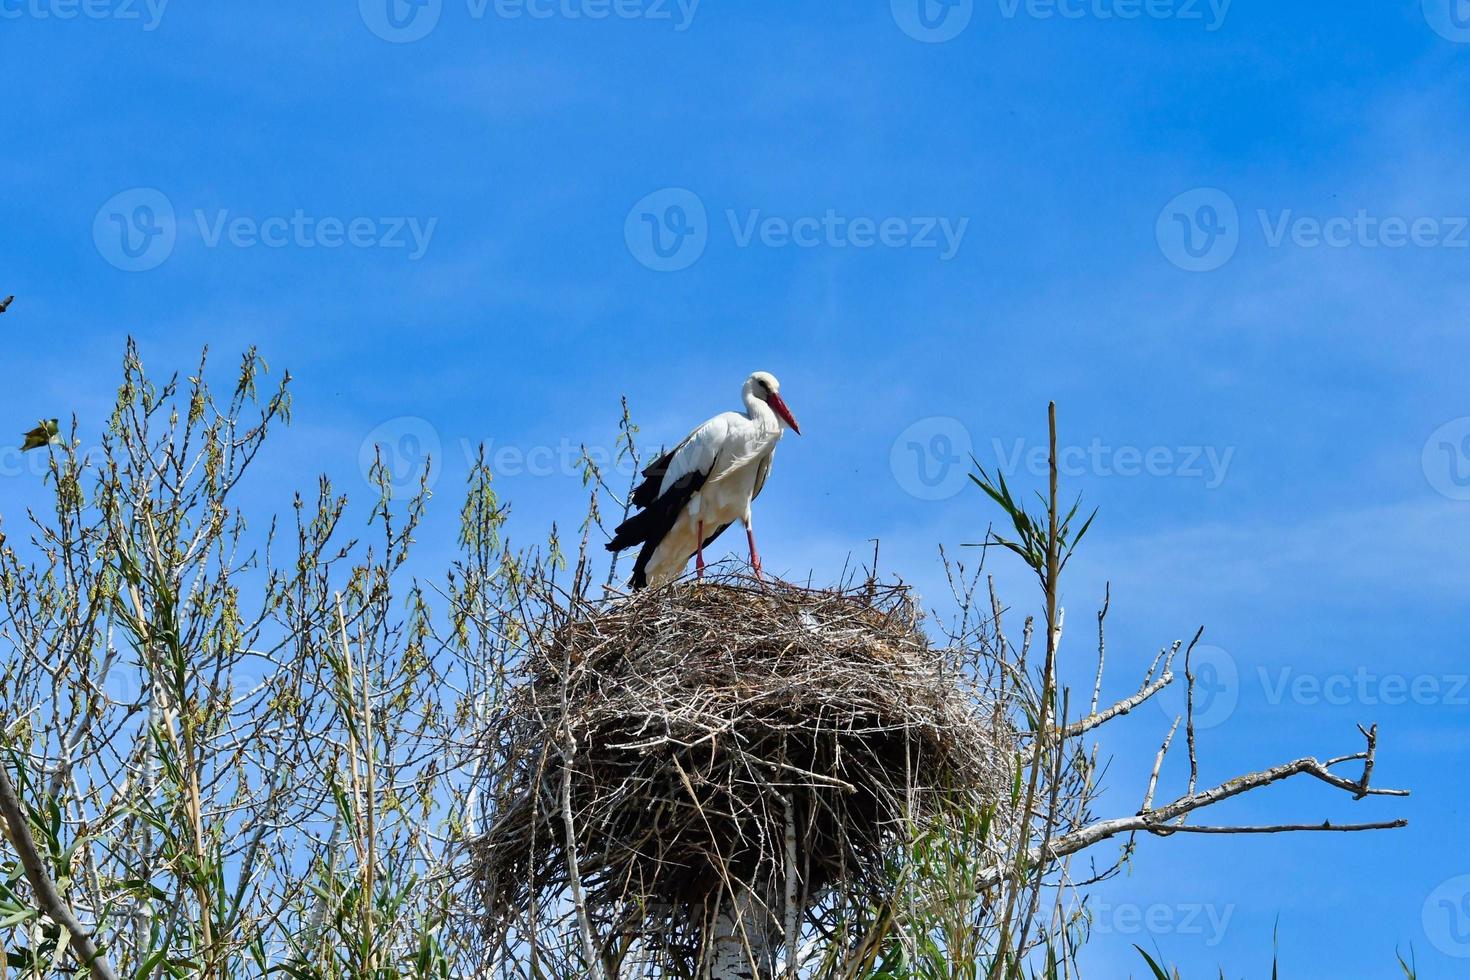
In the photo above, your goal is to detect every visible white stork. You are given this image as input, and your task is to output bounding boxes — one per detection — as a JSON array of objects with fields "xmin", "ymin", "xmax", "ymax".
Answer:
[{"xmin": 606, "ymin": 371, "xmax": 801, "ymax": 589}]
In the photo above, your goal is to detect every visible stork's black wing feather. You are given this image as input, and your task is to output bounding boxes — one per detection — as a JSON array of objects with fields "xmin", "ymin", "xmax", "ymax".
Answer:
[
  {"xmin": 606, "ymin": 450, "xmax": 716, "ymax": 588},
  {"xmin": 630, "ymin": 447, "xmax": 675, "ymax": 510}
]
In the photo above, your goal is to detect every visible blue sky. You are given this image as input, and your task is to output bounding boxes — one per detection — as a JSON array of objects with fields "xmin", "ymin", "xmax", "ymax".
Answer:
[{"xmin": 4, "ymin": 1, "xmax": 1469, "ymax": 974}]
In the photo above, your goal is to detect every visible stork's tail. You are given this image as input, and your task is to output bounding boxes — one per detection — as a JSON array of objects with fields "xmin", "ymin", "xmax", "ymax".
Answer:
[
  {"xmin": 605, "ymin": 509, "xmax": 657, "ymax": 554},
  {"xmin": 605, "ymin": 469, "xmax": 708, "ymax": 590}
]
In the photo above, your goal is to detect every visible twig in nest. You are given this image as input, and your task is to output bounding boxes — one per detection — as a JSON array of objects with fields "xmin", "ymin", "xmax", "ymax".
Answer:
[{"xmin": 472, "ymin": 572, "xmax": 1017, "ymax": 974}]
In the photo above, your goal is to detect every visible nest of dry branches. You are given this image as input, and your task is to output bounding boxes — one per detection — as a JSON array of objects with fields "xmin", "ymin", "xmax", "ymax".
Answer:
[{"xmin": 474, "ymin": 574, "xmax": 1015, "ymax": 964}]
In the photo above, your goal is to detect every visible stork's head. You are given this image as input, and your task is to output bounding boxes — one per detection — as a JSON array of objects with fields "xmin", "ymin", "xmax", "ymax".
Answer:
[{"xmin": 746, "ymin": 371, "xmax": 801, "ymax": 435}]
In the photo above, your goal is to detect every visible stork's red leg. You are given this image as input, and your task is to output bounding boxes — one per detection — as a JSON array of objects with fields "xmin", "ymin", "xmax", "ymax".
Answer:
[
  {"xmin": 747, "ymin": 526, "xmax": 764, "ymax": 583},
  {"xmin": 695, "ymin": 520, "xmax": 706, "ymax": 580}
]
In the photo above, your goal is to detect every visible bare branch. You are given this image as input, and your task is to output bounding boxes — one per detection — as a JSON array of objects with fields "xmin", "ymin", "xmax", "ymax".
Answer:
[
  {"xmin": 1355, "ymin": 723, "xmax": 1378, "ymax": 799},
  {"xmin": 1063, "ymin": 669, "xmax": 1174, "ymax": 739},
  {"xmin": 1088, "ymin": 583, "xmax": 1110, "ymax": 716},
  {"xmin": 1145, "ymin": 820, "xmax": 1407, "ymax": 835},
  {"xmin": 982, "ymin": 750, "xmax": 1413, "ymax": 889},
  {"xmin": 1142, "ymin": 715, "xmax": 1181, "ymax": 813}
]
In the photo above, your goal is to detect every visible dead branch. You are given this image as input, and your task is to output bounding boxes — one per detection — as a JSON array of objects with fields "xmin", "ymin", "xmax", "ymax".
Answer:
[
  {"xmin": 1063, "ymin": 668, "xmax": 1174, "ymax": 739},
  {"xmin": 989, "ymin": 744, "xmax": 1410, "ymax": 890}
]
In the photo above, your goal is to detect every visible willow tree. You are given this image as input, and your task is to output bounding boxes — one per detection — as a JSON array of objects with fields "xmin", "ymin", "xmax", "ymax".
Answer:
[{"xmin": 0, "ymin": 342, "xmax": 1407, "ymax": 979}]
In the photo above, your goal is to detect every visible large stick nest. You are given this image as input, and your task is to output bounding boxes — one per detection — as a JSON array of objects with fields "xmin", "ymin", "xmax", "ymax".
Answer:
[{"xmin": 474, "ymin": 574, "xmax": 1015, "ymax": 960}]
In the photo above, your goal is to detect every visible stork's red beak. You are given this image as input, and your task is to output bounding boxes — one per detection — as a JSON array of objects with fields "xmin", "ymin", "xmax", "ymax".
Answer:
[{"xmin": 768, "ymin": 392, "xmax": 801, "ymax": 435}]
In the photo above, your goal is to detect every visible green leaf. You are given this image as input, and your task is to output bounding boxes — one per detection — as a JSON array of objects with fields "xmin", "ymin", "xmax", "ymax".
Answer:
[
  {"xmin": 1132, "ymin": 945, "xmax": 1172, "ymax": 980},
  {"xmin": 0, "ymin": 906, "xmax": 34, "ymax": 928},
  {"xmin": 1071, "ymin": 507, "xmax": 1099, "ymax": 550}
]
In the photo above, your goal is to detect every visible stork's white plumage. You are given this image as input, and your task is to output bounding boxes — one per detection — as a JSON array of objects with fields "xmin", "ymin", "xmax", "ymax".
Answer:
[{"xmin": 606, "ymin": 371, "xmax": 801, "ymax": 589}]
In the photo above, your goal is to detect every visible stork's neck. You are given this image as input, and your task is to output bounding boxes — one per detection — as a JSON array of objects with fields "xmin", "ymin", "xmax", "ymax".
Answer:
[{"xmin": 743, "ymin": 389, "xmax": 782, "ymax": 434}]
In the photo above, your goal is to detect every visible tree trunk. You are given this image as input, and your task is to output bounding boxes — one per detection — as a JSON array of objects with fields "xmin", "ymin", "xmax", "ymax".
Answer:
[{"xmin": 706, "ymin": 888, "xmax": 776, "ymax": 980}]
